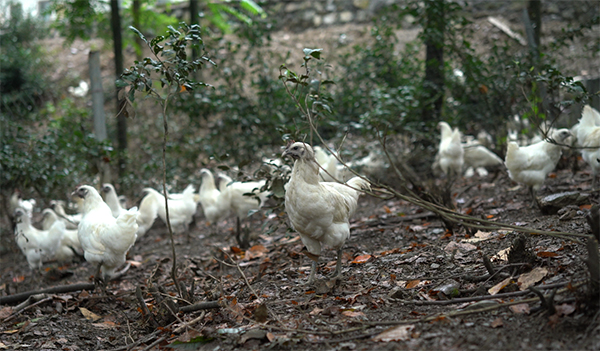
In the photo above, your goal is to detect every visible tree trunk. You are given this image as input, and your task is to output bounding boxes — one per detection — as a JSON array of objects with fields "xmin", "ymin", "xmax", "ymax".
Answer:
[
  {"xmin": 421, "ymin": 0, "xmax": 446, "ymax": 126},
  {"xmin": 190, "ymin": 0, "xmax": 200, "ymax": 79},
  {"xmin": 527, "ymin": 0, "xmax": 542, "ymax": 49},
  {"xmin": 110, "ymin": 0, "xmax": 127, "ymax": 177}
]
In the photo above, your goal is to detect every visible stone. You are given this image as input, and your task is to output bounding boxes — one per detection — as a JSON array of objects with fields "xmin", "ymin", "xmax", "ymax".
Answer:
[
  {"xmin": 323, "ymin": 13, "xmax": 336, "ymax": 25},
  {"xmin": 340, "ymin": 11, "xmax": 353, "ymax": 22},
  {"xmin": 353, "ymin": 0, "xmax": 370, "ymax": 9},
  {"xmin": 313, "ymin": 15, "xmax": 322, "ymax": 27},
  {"xmin": 538, "ymin": 191, "xmax": 590, "ymax": 215}
]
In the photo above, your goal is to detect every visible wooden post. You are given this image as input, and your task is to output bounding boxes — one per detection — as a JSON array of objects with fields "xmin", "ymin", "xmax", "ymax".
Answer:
[{"xmin": 89, "ymin": 50, "xmax": 111, "ymax": 185}]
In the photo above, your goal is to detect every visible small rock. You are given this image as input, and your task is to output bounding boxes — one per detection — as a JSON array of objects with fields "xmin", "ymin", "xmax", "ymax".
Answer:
[
  {"xmin": 557, "ymin": 205, "xmax": 581, "ymax": 221},
  {"xmin": 538, "ymin": 191, "xmax": 590, "ymax": 215}
]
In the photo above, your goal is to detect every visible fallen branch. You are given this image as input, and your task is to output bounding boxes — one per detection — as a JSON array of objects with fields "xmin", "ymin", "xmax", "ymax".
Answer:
[
  {"xmin": 179, "ymin": 300, "xmax": 221, "ymax": 313},
  {"xmin": 0, "ymin": 283, "xmax": 96, "ymax": 305}
]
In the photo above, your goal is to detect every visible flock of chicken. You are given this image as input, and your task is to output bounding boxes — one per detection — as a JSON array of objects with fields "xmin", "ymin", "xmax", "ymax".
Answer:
[
  {"xmin": 435, "ymin": 105, "xmax": 600, "ymax": 206},
  {"xmin": 8, "ymin": 105, "xmax": 600, "ymax": 286},
  {"xmin": 10, "ymin": 170, "xmax": 271, "ymax": 283}
]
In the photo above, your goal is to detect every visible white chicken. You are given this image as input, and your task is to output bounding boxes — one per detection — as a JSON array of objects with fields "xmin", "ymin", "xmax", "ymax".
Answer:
[
  {"xmin": 504, "ymin": 128, "xmax": 572, "ymax": 206},
  {"xmin": 72, "ymin": 185, "xmax": 139, "ymax": 282},
  {"xmin": 50, "ymin": 199, "xmax": 81, "ymax": 230},
  {"xmin": 218, "ymin": 173, "xmax": 271, "ymax": 248},
  {"xmin": 282, "ymin": 142, "xmax": 370, "ymax": 284},
  {"xmin": 435, "ymin": 121, "xmax": 464, "ymax": 179},
  {"xmin": 313, "ymin": 146, "xmax": 347, "ymax": 182},
  {"xmin": 9, "ymin": 190, "xmax": 36, "ymax": 219},
  {"xmin": 135, "ymin": 189, "xmax": 160, "ymax": 238},
  {"xmin": 101, "ymin": 184, "xmax": 126, "ymax": 218},
  {"xmin": 463, "ymin": 144, "xmax": 503, "ymax": 178},
  {"xmin": 572, "ymin": 105, "xmax": 600, "ymax": 188},
  {"xmin": 198, "ymin": 169, "xmax": 229, "ymax": 225},
  {"xmin": 41, "ymin": 208, "xmax": 84, "ymax": 260},
  {"xmin": 142, "ymin": 184, "xmax": 197, "ymax": 233},
  {"xmin": 13, "ymin": 208, "xmax": 64, "ymax": 271}
]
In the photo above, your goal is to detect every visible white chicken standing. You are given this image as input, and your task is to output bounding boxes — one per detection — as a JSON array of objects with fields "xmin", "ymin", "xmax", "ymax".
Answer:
[
  {"xmin": 282, "ymin": 142, "xmax": 370, "ymax": 284},
  {"xmin": 41, "ymin": 208, "xmax": 84, "ymax": 260},
  {"xmin": 218, "ymin": 173, "xmax": 271, "ymax": 248},
  {"xmin": 101, "ymin": 183, "xmax": 126, "ymax": 218},
  {"xmin": 504, "ymin": 128, "xmax": 572, "ymax": 207},
  {"xmin": 572, "ymin": 105, "xmax": 600, "ymax": 188},
  {"xmin": 72, "ymin": 185, "xmax": 139, "ymax": 283},
  {"xmin": 13, "ymin": 208, "xmax": 64, "ymax": 271},
  {"xmin": 435, "ymin": 121, "xmax": 464, "ymax": 179},
  {"xmin": 198, "ymin": 169, "xmax": 229, "ymax": 225},
  {"xmin": 142, "ymin": 184, "xmax": 197, "ymax": 233},
  {"xmin": 9, "ymin": 190, "xmax": 36, "ymax": 219}
]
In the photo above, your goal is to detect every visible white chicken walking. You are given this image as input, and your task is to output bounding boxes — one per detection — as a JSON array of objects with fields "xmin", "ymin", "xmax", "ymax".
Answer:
[
  {"xmin": 504, "ymin": 128, "xmax": 572, "ymax": 207},
  {"xmin": 143, "ymin": 184, "xmax": 197, "ymax": 233},
  {"xmin": 572, "ymin": 105, "xmax": 600, "ymax": 188},
  {"xmin": 282, "ymin": 142, "xmax": 370, "ymax": 284},
  {"xmin": 198, "ymin": 168, "xmax": 229, "ymax": 225},
  {"xmin": 13, "ymin": 208, "xmax": 64, "ymax": 272},
  {"xmin": 72, "ymin": 185, "xmax": 139, "ymax": 283},
  {"xmin": 435, "ymin": 121, "xmax": 464, "ymax": 180},
  {"xmin": 41, "ymin": 208, "xmax": 84, "ymax": 260}
]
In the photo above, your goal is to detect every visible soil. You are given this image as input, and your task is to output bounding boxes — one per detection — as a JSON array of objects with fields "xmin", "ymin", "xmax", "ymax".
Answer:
[{"xmin": 1, "ymin": 155, "xmax": 599, "ymax": 350}]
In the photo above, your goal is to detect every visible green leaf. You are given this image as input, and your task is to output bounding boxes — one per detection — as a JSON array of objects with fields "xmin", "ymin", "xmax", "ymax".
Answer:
[
  {"xmin": 240, "ymin": 0, "xmax": 267, "ymax": 18},
  {"xmin": 129, "ymin": 26, "xmax": 148, "ymax": 45},
  {"xmin": 303, "ymin": 48, "xmax": 323, "ymax": 60}
]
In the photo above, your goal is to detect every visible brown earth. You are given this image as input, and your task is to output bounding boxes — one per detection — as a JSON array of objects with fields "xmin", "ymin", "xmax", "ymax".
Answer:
[{"xmin": 0, "ymin": 155, "xmax": 598, "ymax": 350}]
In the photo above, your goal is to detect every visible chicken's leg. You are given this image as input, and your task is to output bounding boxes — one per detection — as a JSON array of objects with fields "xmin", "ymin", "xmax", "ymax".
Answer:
[
  {"xmin": 529, "ymin": 186, "xmax": 540, "ymax": 209},
  {"xmin": 303, "ymin": 260, "xmax": 317, "ymax": 285},
  {"xmin": 329, "ymin": 248, "xmax": 344, "ymax": 280}
]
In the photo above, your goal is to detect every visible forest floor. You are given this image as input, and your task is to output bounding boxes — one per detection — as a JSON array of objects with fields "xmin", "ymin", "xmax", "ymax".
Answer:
[{"xmin": 0, "ymin": 154, "xmax": 598, "ymax": 351}]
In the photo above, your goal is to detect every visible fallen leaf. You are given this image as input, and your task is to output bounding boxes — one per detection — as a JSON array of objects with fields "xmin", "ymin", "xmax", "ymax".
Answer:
[
  {"xmin": 254, "ymin": 303, "xmax": 268, "ymax": 323},
  {"xmin": 245, "ymin": 245, "xmax": 268, "ymax": 260},
  {"xmin": 372, "ymin": 325, "xmax": 415, "ymax": 342},
  {"xmin": 444, "ymin": 241, "xmax": 477, "ymax": 253},
  {"xmin": 490, "ymin": 317, "xmax": 503, "ymax": 328},
  {"xmin": 555, "ymin": 303, "xmax": 576, "ymax": 316},
  {"xmin": 580, "ymin": 204, "xmax": 592, "ymax": 210},
  {"xmin": 92, "ymin": 321, "xmax": 117, "ymax": 329},
  {"xmin": 79, "ymin": 307, "xmax": 102, "ymax": 322},
  {"xmin": 266, "ymin": 332, "xmax": 276, "ymax": 342},
  {"xmin": 351, "ymin": 254, "xmax": 372, "ymax": 264},
  {"xmin": 12, "ymin": 276, "xmax": 24, "ymax": 283},
  {"xmin": 509, "ymin": 303, "xmax": 531, "ymax": 314},
  {"xmin": 405, "ymin": 280, "xmax": 421, "ymax": 289},
  {"xmin": 0, "ymin": 307, "xmax": 13, "ymax": 319},
  {"xmin": 517, "ymin": 267, "xmax": 548, "ymax": 290},
  {"xmin": 309, "ymin": 307, "xmax": 323, "ymax": 315},
  {"xmin": 383, "ymin": 205, "xmax": 392, "ymax": 214},
  {"xmin": 341, "ymin": 311, "xmax": 366, "ymax": 319},
  {"xmin": 488, "ymin": 276, "xmax": 513, "ymax": 295},
  {"xmin": 0, "ymin": 341, "xmax": 7, "ymax": 349},
  {"xmin": 492, "ymin": 248, "xmax": 510, "ymax": 261},
  {"xmin": 230, "ymin": 246, "xmax": 243, "ymax": 254}
]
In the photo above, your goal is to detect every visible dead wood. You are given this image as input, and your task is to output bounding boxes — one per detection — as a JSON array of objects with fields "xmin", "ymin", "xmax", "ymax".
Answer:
[{"xmin": 0, "ymin": 282, "xmax": 96, "ymax": 305}]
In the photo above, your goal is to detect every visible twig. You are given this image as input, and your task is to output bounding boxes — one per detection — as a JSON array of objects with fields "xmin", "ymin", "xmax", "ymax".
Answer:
[
  {"xmin": 3, "ymin": 294, "xmax": 54, "ymax": 322},
  {"xmin": 140, "ymin": 312, "xmax": 206, "ymax": 351},
  {"xmin": 0, "ymin": 282, "xmax": 96, "ymax": 305}
]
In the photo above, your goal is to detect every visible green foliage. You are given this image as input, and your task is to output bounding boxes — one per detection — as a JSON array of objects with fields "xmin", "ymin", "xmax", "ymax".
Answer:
[
  {"xmin": 1, "ymin": 99, "xmax": 114, "ymax": 200},
  {"xmin": 0, "ymin": 2, "xmax": 53, "ymax": 119}
]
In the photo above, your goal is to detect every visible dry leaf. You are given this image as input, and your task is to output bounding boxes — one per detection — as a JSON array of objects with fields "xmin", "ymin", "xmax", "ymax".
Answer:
[
  {"xmin": 266, "ymin": 332, "xmax": 276, "ymax": 342},
  {"xmin": 245, "ymin": 245, "xmax": 268, "ymax": 260},
  {"xmin": 517, "ymin": 267, "xmax": 548, "ymax": 290},
  {"xmin": 490, "ymin": 317, "xmax": 503, "ymax": 328},
  {"xmin": 488, "ymin": 276, "xmax": 513, "ymax": 295},
  {"xmin": 0, "ymin": 341, "xmax": 7, "ymax": 349},
  {"xmin": 342, "ymin": 311, "xmax": 366, "ymax": 319},
  {"xmin": 372, "ymin": 325, "xmax": 415, "ymax": 342},
  {"xmin": 0, "ymin": 307, "xmax": 13, "ymax": 319},
  {"xmin": 79, "ymin": 307, "xmax": 102, "ymax": 322},
  {"xmin": 555, "ymin": 303, "xmax": 576, "ymax": 316},
  {"xmin": 351, "ymin": 254, "xmax": 372, "ymax": 264},
  {"xmin": 405, "ymin": 279, "xmax": 421, "ymax": 289},
  {"xmin": 493, "ymin": 248, "xmax": 510, "ymax": 261},
  {"xmin": 444, "ymin": 241, "xmax": 477, "ymax": 253},
  {"xmin": 92, "ymin": 321, "xmax": 117, "ymax": 329},
  {"xmin": 509, "ymin": 303, "xmax": 531, "ymax": 314},
  {"xmin": 462, "ymin": 231, "xmax": 493, "ymax": 243}
]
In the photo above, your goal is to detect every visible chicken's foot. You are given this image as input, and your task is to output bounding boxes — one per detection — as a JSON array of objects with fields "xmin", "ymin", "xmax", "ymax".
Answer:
[{"xmin": 328, "ymin": 248, "xmax": 344, "ymax": 280}]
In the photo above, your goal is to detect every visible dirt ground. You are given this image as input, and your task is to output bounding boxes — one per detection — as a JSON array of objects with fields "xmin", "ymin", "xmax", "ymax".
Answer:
[{"xmin": 0, "ymin": 152, "xmax": 599, "ymax": 350}]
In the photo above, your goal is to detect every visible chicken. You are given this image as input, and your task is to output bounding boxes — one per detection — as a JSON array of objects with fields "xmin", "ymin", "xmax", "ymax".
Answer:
[
  {"xmin": 72, "ymin": 185, "xmax": 138, "ymax": 282},
  {"xmin": 41, "ymin": 208, "xmax": 84, "ymax": 260},
  {"xmin": 572, "ymin": 105, "xmax": 600, "ymax": 188},
  {"xmin": 9, "ymin": 190, "xmax": 36, "ymax": 219},
  {"xmin": 463, "ymin": 144, "xmax": 503, "ymax": 178},
  {"xmin": 101, "ymin": 184, "xmax": 126, "ymax": 218},
  {"xmin": 218, "ymin": 173, "xmax": 271, "ymax": 248},
  {"xmin": 435, "ymin": 121, "xmax": 464, "ymax": 179},
  {"xmin": 504, "ymin": 128, "xmax": 572, "ymax": 206},
  {"xmin": 50, "ymin": 200, "xmax": 81, "ymax": 230},
  {"xmin": 313, "ymin": 146, "xmax": 347, "ymax": 182},
  {"xmin": 142, "ymin": 184, "xmax": 197, "ymax": 233},
  {"xmin": 135, "ymin": 189, "xmax": 160, "ymax": 238},
  {"xmin": 198, "ymin": 169, "xmax": 229, "ymax": 225},
  {"xmin": 282, "ymin": 142, "xmax": 370, "ymax": 284},
  {"xmin": 13, "ymin": 208, "xmax": 64, "ymax": 271}
]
